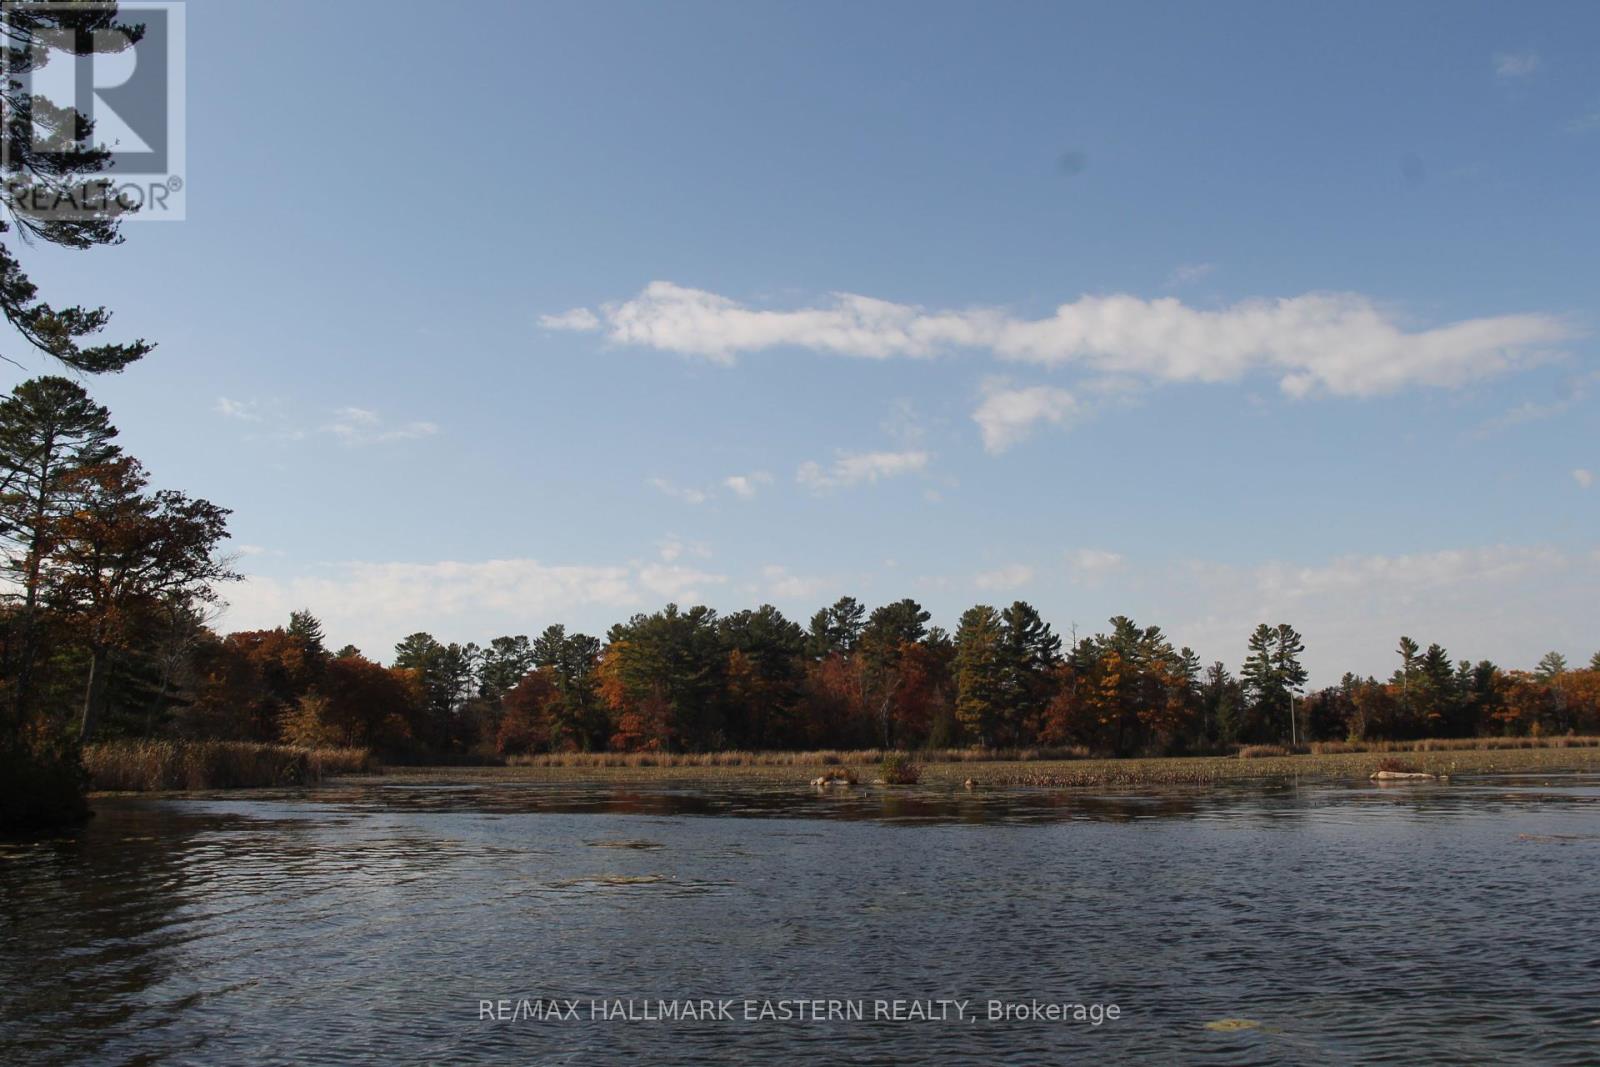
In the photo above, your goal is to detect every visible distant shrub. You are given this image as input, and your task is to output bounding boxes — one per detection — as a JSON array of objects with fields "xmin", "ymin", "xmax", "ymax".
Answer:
[
  {"xmin": 1374, "ymin": 756, "xmax": 1422, "ymax": 774},
  {"xmin": 881, "ymin": 752, "xmax": 922, "ymax": 784},
  {"xmin": 1238, "ymin": 744, "xmax": 1292, "ymax": 759}
]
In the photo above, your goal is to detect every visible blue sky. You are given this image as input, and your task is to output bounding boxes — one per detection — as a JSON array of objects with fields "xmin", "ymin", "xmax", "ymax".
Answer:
[{"xmin": 15, "ymin": 0, "xmax": 1598, "ymax": 682}]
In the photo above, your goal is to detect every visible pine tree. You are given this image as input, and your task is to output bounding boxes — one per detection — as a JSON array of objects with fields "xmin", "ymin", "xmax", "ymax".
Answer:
[
  {"xmin": 953, "ymin": 605, "xmax": 1005, "ymax": 745},
  {"xmin": 0, "ymin": 5, "xmax": 154, "ymax": 372},
  {"xmin": 0, "ymin": 377, "xmax": 121, "ymax": 721}
]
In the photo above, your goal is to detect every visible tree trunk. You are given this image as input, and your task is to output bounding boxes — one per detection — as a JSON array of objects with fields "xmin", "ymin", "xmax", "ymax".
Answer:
[{"xmin": 80, "ymin": 646, "xmax": 109, "ymax": 743}]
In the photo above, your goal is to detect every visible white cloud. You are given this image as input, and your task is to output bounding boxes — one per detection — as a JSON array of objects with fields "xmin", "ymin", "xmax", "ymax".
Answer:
[
  {"xmin": 1575, "ymin": 468, "xmax": 1594, "ymax": 489},
  {"xmin": 548, "ymin": 281, "xmax": 1574, "ymax": 397},
  {"xmin": 723, "ymin": 471, "xmax": 773, "ymax": 499},
  {"xmin": 973, "ymin": 380, "xmax": 1079, "ymax": 453},
  {"xmin": 797, "ymin": 449, "xmax": 928, "ymax": 491},
  {"xmin": 1068, "ymin": 548, "xmax": 1125, "ymax": 579},
  {"xmin": 215, "ymin": 397, "xmax": 262, "ymax": 421},
  {"xmin": 648, "ymin": 477, "xmax": 710, "ymax": 505},
  {"xmin": 975, "ymin": 564, "xmax": 1034, "ymax": 591},
  {"xmin": 539, "ymin": 307, "xmax": 600, "ymax": 331},
  {"xmin": 1493, "ymin": 50, "xmax": 1541, "ymax": 78}
]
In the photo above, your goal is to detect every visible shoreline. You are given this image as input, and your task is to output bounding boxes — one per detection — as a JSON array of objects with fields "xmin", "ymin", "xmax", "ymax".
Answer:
[{"xmin": 321, "ymin": 745, "xmax": 1600, "ymax": 791}]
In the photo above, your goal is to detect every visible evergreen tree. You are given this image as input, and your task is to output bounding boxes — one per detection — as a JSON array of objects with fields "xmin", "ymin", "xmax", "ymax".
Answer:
[
  {"xmin": 953, "ymin": 605, "xmax": 1005, "ymax": 745},
  {"xmin": 805, "ymin": 596, "xmax": 866, "ymax": 658},
  {"xmin": 287, "ymin": 609, "xmax": 328, "ymax": 661},
  {"xmin": 0, "ymin": 377, "xmax": 121, "ymax": 721},
  {"xmin": 1535, "ymin": 651, "xmax": 1568, "ymax": 679},
  {"xmin": 1241, "ymin": 623, "xmax": 1307, "ymax": 744},
  {"xmin": 0, "ymin": 5, "xmax": 154, "ymax": 372}
]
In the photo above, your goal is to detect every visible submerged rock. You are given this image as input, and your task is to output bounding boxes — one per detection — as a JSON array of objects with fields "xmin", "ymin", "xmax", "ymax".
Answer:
[{"xmin": 1371, "ymin": 770, "xmax": 1439, "ymax": 781}]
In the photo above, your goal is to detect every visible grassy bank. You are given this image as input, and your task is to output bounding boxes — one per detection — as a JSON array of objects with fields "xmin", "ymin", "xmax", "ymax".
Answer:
[
  {"xmin": 506, "ymin": 735, "xmax": 1600, "ymax": 770},
  {"xmin": 390, "ymin": 741, "xmax": 1600, "ymax": 790},
  {"xmin": 85, "ymin": 740, "xmax": 373, "ymax": 792}
]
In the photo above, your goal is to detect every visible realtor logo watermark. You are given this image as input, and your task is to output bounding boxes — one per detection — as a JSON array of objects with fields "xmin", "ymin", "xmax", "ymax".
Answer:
[{"xmin": 1, "ymin": 1, "xmax": 185, "ymax": 220}]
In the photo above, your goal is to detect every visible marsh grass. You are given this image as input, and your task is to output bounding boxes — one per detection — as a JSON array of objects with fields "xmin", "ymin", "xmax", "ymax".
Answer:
[
  {"xmin": 507, "ymin": 746, "xmax": 1090, "ymax": 769},
  {"xmin": 1238, "ymin": 744, "xmax": 1296, "ymax": 759},
  {"xmin": 1310, "ymin": 736, "xmax": 1600, "ymax": 754},
  {"xmin": 84, "ymin": 740, "xmax": 373, "ymax": 792}
]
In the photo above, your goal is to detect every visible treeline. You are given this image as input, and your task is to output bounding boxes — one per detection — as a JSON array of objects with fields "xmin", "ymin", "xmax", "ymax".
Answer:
[{"xmin": 74, "ymin": 595, "xmax": 1600, "ymax": 763}]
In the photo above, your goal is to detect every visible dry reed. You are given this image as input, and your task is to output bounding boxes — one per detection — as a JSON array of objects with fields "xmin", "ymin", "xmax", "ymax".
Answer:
[{"xmin": 84, "ymin": 740, "xmax": 373, "ymax": 792}]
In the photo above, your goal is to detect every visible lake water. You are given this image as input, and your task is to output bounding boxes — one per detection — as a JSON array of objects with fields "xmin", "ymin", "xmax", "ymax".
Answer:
[{"xmin": 3, "ymin": 773, "xmax": 1599, "ymax": 1065}]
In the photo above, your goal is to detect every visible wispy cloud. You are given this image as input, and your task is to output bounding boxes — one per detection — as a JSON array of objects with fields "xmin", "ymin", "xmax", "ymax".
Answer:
[
  {"xmin": 1166, "ymin": 262, "xmax": 1216, "ymax": 288},
  {"xmin": 1163, "ymin": 543, "xmax": 1595, "ymax": 684},
  {"xmin": 1068, "ymin": 548, "xmax": 1125, "ymax": 579},
  {"xmin": 544, "ymin": 281, "xmax": 1574, "ymax": 398},
  {"xmin": 974, "ymin": 563, "xmax": 1034, "ymax": 591},
  {"xmin": 222, "ymin": 555, "xmax": 730, "ymax": 660},
  {"xmin": 972, "ymin": 379, "xmax": 1079, "ymax": 453},
  {"xmin": 637, "ymin": 563, "xmax": 726, "ymax": 602},
  {"xmin": 215, "ymin": 397, "xmax": 262, "ymax": 422},
  {"xmin": 539, "ymin": 307, "xmax": 600, "ymax": 331},
  {"xmin": 1493, "ymin": 50, "xmax": 1541, "ymax": 79},
  {"xmin": 217, "ymin": 397, "xmax": 437, "ymax": 446},
  {"xmin": 325, "ymin": 407, "xmax": 438, "ymax": 445},
  {"xmin": 760, "ymin": 564, "xmax": 832, "ymax": 600},
  {"xmin": 722, "ymin": 471, "xmax": 773, "ymax": 499},
  {"xmin": 1575, "ymin": 468, "xmax": 1594, "ymax": 490},
  {"xmin": 657, "ymin": 538, "xmax": 711, "ymax": 562},
  {"xmin": 797, "ymin": 449, "xmax": 928, "ymax": 491},
  {"xmin": 1567, "ymin": 106, "xmax": 1600, "ymax": 135},
  {"xmin": 648, "ymin": 477, "xmax": 711, "ymax": 505}
]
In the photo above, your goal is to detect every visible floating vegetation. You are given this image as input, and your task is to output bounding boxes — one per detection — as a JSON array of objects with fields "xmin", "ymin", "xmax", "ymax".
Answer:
[
  {"xmin": 584, "ymin": 839, "xmax": 665, "ymax": 851},
  {"xmin": 552, "ymin": 874, "xmax": 668, "ymax": 888},
  {"xmin": 1516, "ymin": 833, "xmax": 1600, "ymax": 845},
  {"xmin": 1203, "ymin": 1018, "xmax": 1264, "ymax": 1032}
]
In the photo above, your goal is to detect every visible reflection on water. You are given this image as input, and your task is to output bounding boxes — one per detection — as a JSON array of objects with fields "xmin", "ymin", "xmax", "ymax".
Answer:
[{"xmin": 3, "ymin": 775, "xmax": 1599, "ymax": 1065}]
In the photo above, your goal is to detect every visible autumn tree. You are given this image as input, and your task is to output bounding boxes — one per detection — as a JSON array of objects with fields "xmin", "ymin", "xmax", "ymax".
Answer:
[
  {"xmin": 282, "ymin": 654, "xmax": 421, "ymax": 751},
  {"xmin": 45, "ymin": 458, "xmax": 235, "ymax": 740},
  {"xmin": 495, "ymin": 669, "xmax": 563, "ymax": 755}
]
